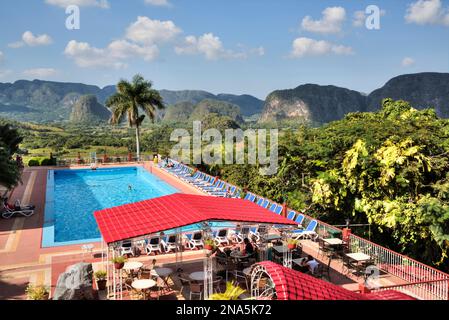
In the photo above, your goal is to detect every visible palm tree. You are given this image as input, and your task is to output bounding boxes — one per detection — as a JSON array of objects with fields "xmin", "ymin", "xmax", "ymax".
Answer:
[{"xmin": 106, "ymin": 74, "xmax": 165, "ymax": 161}]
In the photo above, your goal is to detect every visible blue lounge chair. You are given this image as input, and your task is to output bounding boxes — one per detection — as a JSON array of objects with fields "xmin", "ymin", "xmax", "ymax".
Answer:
[
  {"xmin": 291, "ymin": 220, "xmax": 318, "ymax": 240},
  {"xmin": 294, "ymin": 214, "xmax": 305, "ymax": 226},
  {"xmin": 261, "ymin": 200, "xmax": 270, "ymax": 209},
  {"xmin": 268, "ymin": 203, "xmax": 277, "ymax": 212},
  {"xmin": 287, "ymin": 210, "xmax": 296, "ymax": 220},
  {"xmin": 274, "ymin": 205, "xmax": 283, "ymax": 215},
  {"xmin": 256, "ymin": 198, "xmax": 264, "ymax": 206},
  {"xmin": 244, "ymin": 193, "xmax": 256, "ymax": 202}
]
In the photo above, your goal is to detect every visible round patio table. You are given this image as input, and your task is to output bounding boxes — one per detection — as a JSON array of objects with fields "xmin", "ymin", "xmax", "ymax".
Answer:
[
  {"xmin": 123, "ymin": 261, "xmax": 143, "ymax": 271},
  {"xmin": 189, "ymin": 271, "xmax": 205, "ymax": 281},
  {"xmin": 151, "ymin": 267, "xmax": 173, "ymax": 278},
  {"xmin": 230, "ymin": 251, "xmax": 250, "ymax": 259},
  {"xmin": 131, "ymin": 279, "xmax": 156, "ymax": 300}
]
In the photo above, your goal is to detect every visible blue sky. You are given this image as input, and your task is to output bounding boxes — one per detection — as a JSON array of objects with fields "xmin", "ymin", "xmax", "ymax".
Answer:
[{"xmin": 0, "ymin": 0, "xmax": 448, "ymax": 99}]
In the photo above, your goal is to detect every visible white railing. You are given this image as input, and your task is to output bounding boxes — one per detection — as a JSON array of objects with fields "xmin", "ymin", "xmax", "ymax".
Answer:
[
  {"xmin": 370, "ymin": 278, "xmax": 449, "ymax": 300},
  {"xmin": 349, "ymin": 234, "xmax": 449, "ymax": 300}
]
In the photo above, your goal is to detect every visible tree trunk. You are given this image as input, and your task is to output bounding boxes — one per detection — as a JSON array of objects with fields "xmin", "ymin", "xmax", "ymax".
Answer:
[{"xmin": 135, "ymin": 125, "xmax": 141, "ymax": 162}]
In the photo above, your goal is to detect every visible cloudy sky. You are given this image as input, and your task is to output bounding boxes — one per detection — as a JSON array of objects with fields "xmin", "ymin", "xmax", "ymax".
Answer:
[{"xmin": 0, "ymin": 0, "xmax": 448, "ymax": 98}]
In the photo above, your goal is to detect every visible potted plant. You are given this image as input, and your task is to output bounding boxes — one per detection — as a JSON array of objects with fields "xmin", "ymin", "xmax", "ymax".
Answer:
[
  {"xmin": 94, "ymin": 270, "xmax": 107, "ymax": 291},
  {"xmin": 111, "ymin": 256, "xmax": 127, "ymax": 270},
  {"xmin": 25, "ymin": 284, "xmax": 49, "ymax": 300},
  {"xmin": 204, "ymin": 239, "xmax": 216, "ymax": 251},
  {"xmin": 287, "ymin": 239, "xmax": 299, "ymax": 250}
]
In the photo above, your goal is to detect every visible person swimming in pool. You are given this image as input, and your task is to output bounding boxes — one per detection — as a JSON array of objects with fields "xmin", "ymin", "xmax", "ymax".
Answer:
[{"xmin": 128, "ymin": 184, "xmax": 133, "ymax": 191}]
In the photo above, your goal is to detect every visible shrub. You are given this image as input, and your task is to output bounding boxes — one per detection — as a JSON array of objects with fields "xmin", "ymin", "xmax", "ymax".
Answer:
[
  {"xmin": 40, "ymin": 158, "xmax": 56, "ymax": 166},
  {"xmin": 28, "ymin": 159, "xmax": 40, "ymax": 167}
]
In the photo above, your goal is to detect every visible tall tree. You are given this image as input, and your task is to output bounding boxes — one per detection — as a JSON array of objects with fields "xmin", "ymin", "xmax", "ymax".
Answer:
[
  {"xmin": 106, "ymin": 75, "xmax": 165, "ymax": 161},
  {"xmin": 0, "ymin": 124, "xmax": 23, "ymax": 189}
]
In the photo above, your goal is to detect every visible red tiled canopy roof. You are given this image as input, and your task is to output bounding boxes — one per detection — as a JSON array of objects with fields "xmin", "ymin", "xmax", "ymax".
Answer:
[
  {"xmin": 94, "ymin": 193, "xmax": 296, "ymax": 244},
  {"xmin": 256, "ymin": 261, "xmax": 416, "ymax": 300}
]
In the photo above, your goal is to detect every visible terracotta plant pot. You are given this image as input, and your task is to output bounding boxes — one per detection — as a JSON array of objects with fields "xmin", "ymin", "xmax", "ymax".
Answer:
[
  {"xmin": 288, "ymin": 244, "xmax": 297, "ymax": 250},
  {"xmin": 114, "ymin": 262, "xmax": 124, "ymax": 270},
  {"xmin": 96, "ymin": 279, "xmax": 107, "ymax": 291},
  {"xmin": 204, "ymin": 245, "xmax": 214, "ymax": 251}
]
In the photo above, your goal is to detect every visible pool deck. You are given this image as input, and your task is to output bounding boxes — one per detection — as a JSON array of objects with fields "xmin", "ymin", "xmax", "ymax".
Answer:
[{"xmin": 0, "ymin": 162, "xmax": 204, "ymax": 299}]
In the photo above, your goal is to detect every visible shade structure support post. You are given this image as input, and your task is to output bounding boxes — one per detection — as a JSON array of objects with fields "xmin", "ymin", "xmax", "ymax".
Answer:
[
  {"xmin": 258, "ymin": 224, "xmax": 269, "ymax": 261},
  {"xmin": 175, "ymin": 228, "xmax": 183, "ymax": 272},
  {"xmin": 202, "ymin": 223, "xmax": 213, "ymax": 300},
  {"xmin": 106, "ymin": 244, "xmax": 110, "ymax": 299},
  {"xmin": 282, "ymin": 231, "xmax": 292, "ymax": 268}
]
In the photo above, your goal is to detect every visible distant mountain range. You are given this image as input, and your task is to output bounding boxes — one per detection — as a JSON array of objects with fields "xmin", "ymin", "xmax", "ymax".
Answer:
[
  {"xmin": 0, "ymin": 80, "xmax": 264, "ymax": 123},
  {"xmin": 259, "ymin": 72, "xmax": 449, "ymax": 124},
  {"xmin": 0, "ymin": 72, "xmax": 448, "ymax": 124}
]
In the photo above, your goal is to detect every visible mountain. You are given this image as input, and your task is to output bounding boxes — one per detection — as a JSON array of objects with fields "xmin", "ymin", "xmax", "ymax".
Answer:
[
  {"xmin": 367, "ymin": 73, "xmax": 449, "ymax": 117},
  {"xmin": 259, "ymin": 84, "xmax": 367, "ymax": 124},
  {"xmin": 69, "ymin": 95, "xmax": 111, "ymax": 123},
  {"xmin": 259, "ymin": 72, "xmax": 449, "ymax": 124},
  {"xmin": 163, "ymin": 101, "xmax": 196, "ymax": 122},
  {"xmin": 215, "ymin": 94, "xmax": 264, "ymax": 117},
  {"xmin": 189, "ymin": 99, "xmax": 244, "ymax": 123},
  {"xmin": 158, "ymin": 90, "xmax": 264, "ymax": 117},
  {"xmin": 0, "ymin": 80, "xmax": 263, "ymax": 123}
]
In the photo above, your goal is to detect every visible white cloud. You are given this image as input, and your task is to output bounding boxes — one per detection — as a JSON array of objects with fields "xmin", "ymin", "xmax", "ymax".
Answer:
[
  {"xmin": 64, "ymin": 39, "xmax": 159, "ymax": 68},
  {"xmin": 290, "ymin": 37, "xmax": 354, "ymax": 58},
  {"xmin": 0, "ymin": 51, "xmax": 4, "ymax": 62},
  {"xmin": 402, "ymin": 57, "xmax": 416, "ymax": 67},
  {"xmin": 301, "ymin": 7, "xmax": 346, "ymax": 34},
  {"xmin": 9, "ymin": 31, "xmax": 53, "ymax": 48},
  {"xmin": 23, "ymin": 68, "xmax": 58, "ymax": 78},
  {"xmin": 175, "ymin": 33, "xmax": 248, "ymax": 60},
  {"xmin": 126, "ymin": 16, "xmax": 181, "ymax": 45},
  {"xmin": 45, "ymin": 0, "xmax": 109, "ymax": 9},
  {"xmin": 0, "ymin": 70, "xmax": 12, "ymax": 79},
  {"xmin": 405, "ymin": 0, "xmax": 449, "ymax": 26},
  {"xmin": 144, "ymin": 0, "xmax": 171, "ymax": 7},
  {"xmin": 22, "ymin": 31, "xmax": 53, "ymax": 46},
  {"xmin": 251, "ymin": 46, "xmax": 265, "ymax": 56}
]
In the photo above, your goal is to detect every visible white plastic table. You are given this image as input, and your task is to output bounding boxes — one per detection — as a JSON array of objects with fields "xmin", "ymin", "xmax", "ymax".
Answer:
[
  {"xmin": 189, "ymin": 272, "xmax": 205, "ymax": 281},
  {"xmin": 323, "ymin": 238, "xmax": 343, "ymax": 245},
  {"xmin": 131, "ymin": 279, "xmax": 156, "ymax": 300},
  {"xmin": 346, "ymin": 252, "xmax": 371, "ymax": 262},
  {"xmin": 123, "ymin": 261, "xmax": 143, "ymax": 271}
]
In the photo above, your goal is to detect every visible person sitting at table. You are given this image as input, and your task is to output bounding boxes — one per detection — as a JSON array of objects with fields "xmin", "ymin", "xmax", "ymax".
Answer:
[
  {"xmin": 243, "ymin": 238, "xmax": 254, "ymax": 256},
  {"xmin": 302, "ymin": 255, "xmax": 319, "ymax": 274}
]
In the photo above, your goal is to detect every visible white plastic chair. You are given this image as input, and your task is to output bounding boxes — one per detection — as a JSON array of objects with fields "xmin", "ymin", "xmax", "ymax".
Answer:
[{"xmin": 145, "ymin": 237, "xmax": 162, "ymax": 255}]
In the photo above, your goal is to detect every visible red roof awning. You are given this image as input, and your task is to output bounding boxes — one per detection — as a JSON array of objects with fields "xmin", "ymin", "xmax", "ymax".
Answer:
[
  {"xmin": 255, "ymin": 261, "xmax": 416, "ymax": 300},
  {"xmin": 94, "ymin": 193, "xmax": 296, "ymax": 244}
]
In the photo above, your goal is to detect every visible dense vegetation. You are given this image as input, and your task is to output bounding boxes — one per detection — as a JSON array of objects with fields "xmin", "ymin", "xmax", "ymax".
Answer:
[
  {"xmin": 212, "ymin": 99, "xmax": 449, "ymax": 271},
  {"xmin": 0, "ymin": 124, "xmax": 23, "ymax": 189}
]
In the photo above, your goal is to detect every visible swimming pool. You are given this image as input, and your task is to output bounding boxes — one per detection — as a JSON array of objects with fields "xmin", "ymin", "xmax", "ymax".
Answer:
[{"xmin": 43, "ymin": 166, "xmax": 179, "ymax": 247}]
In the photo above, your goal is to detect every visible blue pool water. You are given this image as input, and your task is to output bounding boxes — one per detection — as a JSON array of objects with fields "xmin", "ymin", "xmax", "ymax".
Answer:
[{"xmin": 43, "ymin": 166, "xmax": 179, "ymax": 247}]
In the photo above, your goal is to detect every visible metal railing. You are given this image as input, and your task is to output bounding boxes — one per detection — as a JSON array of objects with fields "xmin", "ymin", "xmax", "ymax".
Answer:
[
  {"xmin": 349, "ymin": 234, "xmax": 449, "ymax": 300},
  {"xmin": 370, "ymin": 278, "xmax": 449, "ymax": 300}
]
